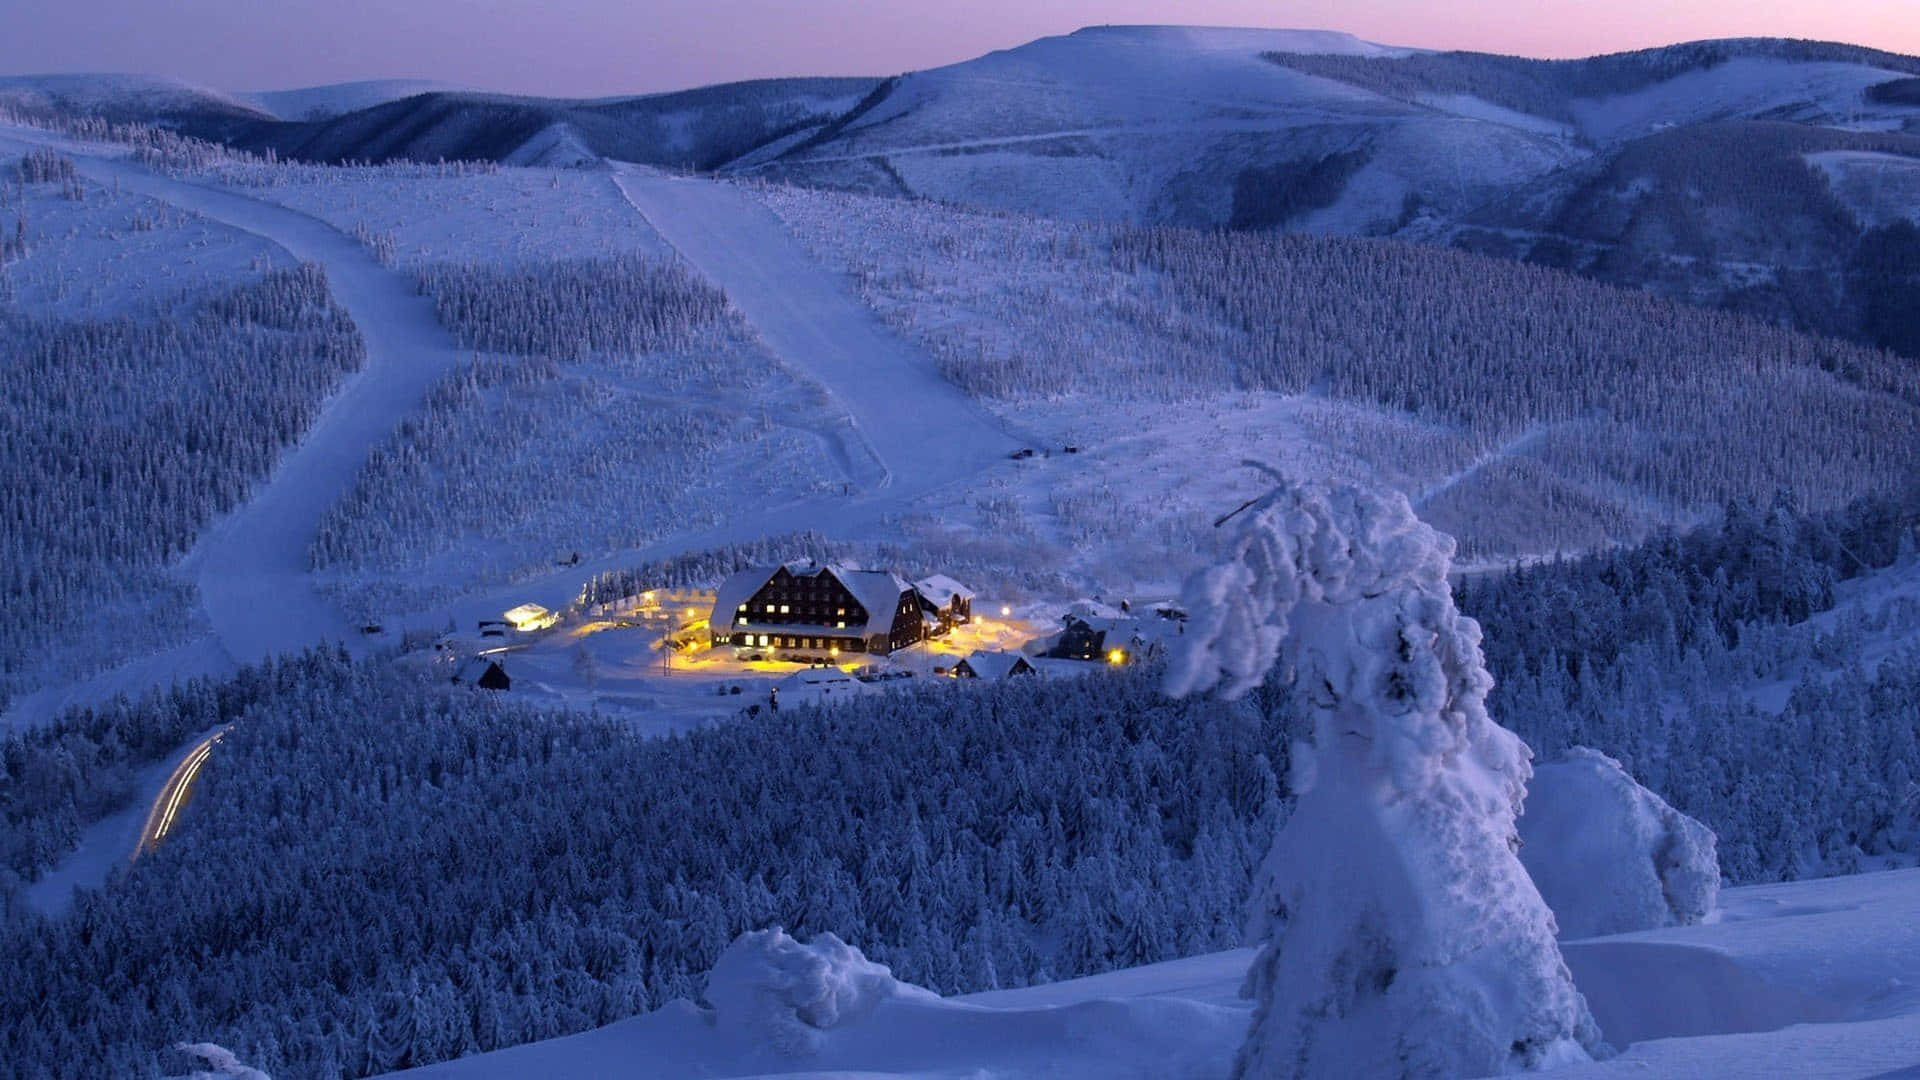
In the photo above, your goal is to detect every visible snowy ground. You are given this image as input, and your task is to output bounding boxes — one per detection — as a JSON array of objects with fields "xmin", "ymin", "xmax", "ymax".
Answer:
[
  {"xmin": 1808, "ymin": 149, "xmax": 1920, "ymax": 229},
  {"xmin": 380, "ymin": 866, "xmax": 1920, "ymax": 1080},
  {"xmin": 0, "ymin": 168, "xmax": 290, "ymax": 320},
  {"xmin": 1571, "ymin": 58, "xmax": 1919, "ymax": 146},
  {"xmin": 204, "ymin": 160, "xmax": 676, "ymax": 268}
]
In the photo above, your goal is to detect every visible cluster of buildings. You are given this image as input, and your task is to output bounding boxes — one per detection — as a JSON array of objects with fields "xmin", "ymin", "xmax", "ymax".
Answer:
[{"xmin": 708, "ymin": 560, "xmax": 975, "ymax": 661}]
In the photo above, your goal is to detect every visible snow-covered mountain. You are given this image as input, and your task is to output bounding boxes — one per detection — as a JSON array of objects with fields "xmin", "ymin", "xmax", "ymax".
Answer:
[
  {"xmin": 238, "ymin": 79, "xmax": 472, "ymax": 121},
  {"xmin": 741, "ymin": 25, "xmax": 1584, "ymax": 228},
  {"xmin": 0, "ymin": 73, "xmax": 272, "ymax": 123}
]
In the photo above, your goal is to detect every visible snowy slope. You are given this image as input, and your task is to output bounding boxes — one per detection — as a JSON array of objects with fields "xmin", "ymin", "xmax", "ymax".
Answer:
[
  {"xmin": 239, "ymin": 79, "xmax": 471, "ymax": 121},
  {"xmin": 1571, "ymin": 58, "xmax": 1917, "ymax": 145},
  {"xmin": 0, "ymin": 73, "xmax": 270, "ymax": 121},
  {"xmin": 1808, "ymin": 148, "xmax": 1920, "ymax": 227},
  {"xmin": 612, "ymin": 167, "xmax": 1027, "ymax": 489},
  {"xmin": 380, "ymin": 868, "xmax": 1920, "ymax": 1079},
  {"xmin": 742, "ymin": 25, "xmax": 1585, "ymax": 227},
  {"xmin": 0, "ymin": 124, "xmax": 470, "ymax": 668}
]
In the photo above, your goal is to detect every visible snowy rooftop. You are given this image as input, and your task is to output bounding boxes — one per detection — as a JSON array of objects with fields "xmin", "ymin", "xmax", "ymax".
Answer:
[
  {"xmin": 914, "ymin": 574, "xmax": 976, "ymax": 605},
  {"xmin": 711, "ymin": 563, "xmax": 915, "ymax": 640}
]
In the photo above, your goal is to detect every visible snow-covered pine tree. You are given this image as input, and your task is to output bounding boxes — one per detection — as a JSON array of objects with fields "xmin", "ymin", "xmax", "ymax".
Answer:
[{"xmin": 1167, "ymin": 471, "xmax": 1606, "ymax": 1078}]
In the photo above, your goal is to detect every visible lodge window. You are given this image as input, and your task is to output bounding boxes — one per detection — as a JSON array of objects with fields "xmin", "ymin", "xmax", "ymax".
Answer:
[{"xmin": 780, "ymin": 605, "xmax": 790, "ymax": 614}]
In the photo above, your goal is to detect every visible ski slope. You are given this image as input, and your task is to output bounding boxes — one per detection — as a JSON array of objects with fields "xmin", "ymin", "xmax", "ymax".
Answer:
[
  {"xmin": 612, "ymin": 167, "xmax": 1028, "ymax": 488},
  {"xmin": 0, "ymin": 126, "xmax": 469, "ymax": 668}
]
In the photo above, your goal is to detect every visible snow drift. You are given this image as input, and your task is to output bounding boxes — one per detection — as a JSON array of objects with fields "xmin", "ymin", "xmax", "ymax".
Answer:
[
  {"xmin": 1169, "ymin": 475, "xmax": 1606, "ymax": 1077},
  {"xmin": 164, "ymin": 1043, "xmax": 270, "ymax": 1079},
  {"xmin": 1521, "ymin": 747, "xmax": 1720, "ymax": 938},
  {"xmin": 705, "ymin": 928, "xmax": 929, "ymax": 1056}
]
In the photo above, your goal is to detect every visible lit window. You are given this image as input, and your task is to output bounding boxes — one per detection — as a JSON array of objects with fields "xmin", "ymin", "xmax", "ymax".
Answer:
[
  {"xmin": 780, "ymin": 605, "xmax": 790, "ymax": 614},
  {"xmin": 837, "ymin": 608, "xmax": 846, "ymax": 616},
  {"xmin": 766, "ymin": 603, "xmax": 775, "ymax": 613},
  {"xmin": 836, "ymin": 620, "xmax": 846, "ymax": 628},
  {"xmin": 758, "ymin": 635, "xmax": 768, "ymax": 647}
]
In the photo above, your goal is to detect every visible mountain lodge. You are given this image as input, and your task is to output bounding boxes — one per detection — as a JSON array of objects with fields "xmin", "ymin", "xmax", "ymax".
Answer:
[{"xmin": 709, "ymin": 561, "xmax": 975, "ymax": 659}]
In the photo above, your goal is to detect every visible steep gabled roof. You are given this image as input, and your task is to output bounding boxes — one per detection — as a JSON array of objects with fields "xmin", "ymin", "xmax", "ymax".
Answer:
[
  {"xmin": 958, "ymin": 650, "xmax": 1035, "ymax": 680},
  {"xmin": 712, "ymin": 565, "xmax": 779, "ymax": 632},
  {"xmin": 833, "ymin": 567, "xmax": 915, "ymax": 637},
  {"xmin": 455, "ymin": 658, "xmax": 510, "ymax": 688},
  {"xmin": 711, "ymin": 562, "xmax": 914, "ymax": 640}
]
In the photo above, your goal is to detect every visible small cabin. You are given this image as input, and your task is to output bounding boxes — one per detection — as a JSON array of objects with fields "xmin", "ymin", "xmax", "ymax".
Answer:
[
  {"xmin": 454, "ymin": 658, "xmax": 511, "ymax": 691},
  {"xmin": 1052, "ymin": 614, "xmax": 1120, "ymax": 661},
  {"xmin": 914, "ymin": 574, "xmax": 976, "ymax": 635}
]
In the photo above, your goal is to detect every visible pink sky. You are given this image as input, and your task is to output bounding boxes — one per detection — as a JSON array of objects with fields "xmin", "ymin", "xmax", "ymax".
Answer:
[{"xmin": 2, "ymin": 0, "xmax": 1916, "ymax": 97}]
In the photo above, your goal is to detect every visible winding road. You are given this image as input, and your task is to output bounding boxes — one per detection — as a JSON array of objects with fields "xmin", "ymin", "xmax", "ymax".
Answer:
[{"xmin": 136, "ymin": 727, "xmax": 230, "ymax": 856}]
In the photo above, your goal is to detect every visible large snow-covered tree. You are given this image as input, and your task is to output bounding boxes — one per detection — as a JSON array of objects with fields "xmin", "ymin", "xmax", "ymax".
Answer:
[{"xmin": 1168, "ymin": 473, "xmax": 1605, "ymax": 1078}]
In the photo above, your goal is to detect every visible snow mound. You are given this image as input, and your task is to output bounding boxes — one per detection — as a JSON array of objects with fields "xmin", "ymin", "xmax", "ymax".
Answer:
[
  {"xmin": 705, "ymin": 929, "xmax": 926, "ymax": 1056},
  {"xmin": 1560, "ymin": 940, "xmax": 1842, "ymax": 1046},
  {"xmin": 1522, "ymin": 747, "xmax": 1720, "ymax": 938},
  {"xmin": 165, "ymin": 1043, "xmax": 270, "ymax": 1079},
  {"xmin": 1170, "ymin": 476, "xmax": 1605, "ymax": 1077}
]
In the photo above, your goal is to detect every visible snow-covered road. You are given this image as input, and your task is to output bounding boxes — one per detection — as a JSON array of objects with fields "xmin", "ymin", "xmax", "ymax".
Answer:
[{"xmin": 612, "ymin": 167, "xmax": 1027, "ymax": 490}]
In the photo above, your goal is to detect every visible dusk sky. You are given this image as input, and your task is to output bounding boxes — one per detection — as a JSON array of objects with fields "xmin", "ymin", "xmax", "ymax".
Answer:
[{"xmin": 3, "ymin": 0, "xmax": 1918, "ymax": 97}]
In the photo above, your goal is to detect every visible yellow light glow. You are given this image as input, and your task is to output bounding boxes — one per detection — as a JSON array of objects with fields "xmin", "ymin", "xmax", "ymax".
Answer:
[
  {"xmin": 1107, "ymin": 649, "xmax": 1126, "ymax": 666},
  {"xmin": 503, "ymin": 602, "xmax": 557, "ymax": 631}
]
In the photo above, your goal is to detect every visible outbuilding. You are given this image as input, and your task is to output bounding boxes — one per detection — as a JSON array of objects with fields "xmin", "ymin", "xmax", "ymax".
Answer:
[{"xmin": 454, "ymin": 658, "xmax": 511, "ymax": 691}]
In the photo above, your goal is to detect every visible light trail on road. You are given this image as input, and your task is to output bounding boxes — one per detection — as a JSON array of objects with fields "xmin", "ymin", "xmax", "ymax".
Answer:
[{"xmin": 135, "ymin": 727, "xmax": 229, "ymax": 858}]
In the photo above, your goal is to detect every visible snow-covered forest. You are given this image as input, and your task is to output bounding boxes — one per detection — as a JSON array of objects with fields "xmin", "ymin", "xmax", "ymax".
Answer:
[
  {"xmin": 1263, "ymin": 39, "xmax": 1920, "ymax": 123},
  {"xmin": 760, "ymin": 185, "xmax": 1920, "ymax": 561},
  {"xmin": 1466, "ymin": 489, "xmax": 1920, "ymax": 881},
  {"xmin": 200, "ymin": 161, "xmax": 675, "ymax": 270},
  {"xmin": 1, "ymin": 652, "xmax": 1285, "ymax": 1077},
  {"xmin": 0, "ymin": 253, "xmax": 363, "ymax": 697},
  {"xmin": 6, "ymin": 491, "xmax": 1919, "ymax": 1077},
  {"xmin": 307, "ymin": 254, "xmax": 841, "ymax": 593}
]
